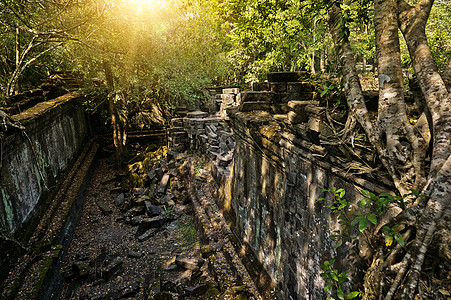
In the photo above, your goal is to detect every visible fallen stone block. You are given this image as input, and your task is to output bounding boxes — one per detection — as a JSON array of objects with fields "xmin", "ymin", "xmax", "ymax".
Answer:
[
  {"xmin": 145, "ymin": 202, "xmax": 163, "ymax": 217},
  {"xmin": 184, "ymin": 284, "xmax": 208, "ymax": 297},
  {"xmin": 239, "ymin": 101, "xmax": 272, "ymax": 112},
  {"xmin": 175, "ymin": 254, "xmax": 204, "ymax": 270},
  {"xmin": 137, "ymin": 228, "xmax": 158, "ymax": 242},
  {"xmin": 287, "ymin": 111, "xmax": 308, "ymax": 124},
  {"xmin": 115, "ymin": 193, "xmax": 125, "ymax": 206},
  {"xmin": 157, "ymin": 174, "xmax": 171, "ymax": 194},
  {"xmin": 240, "ymin": 91, "xmax": 275, "ymax": 103},
  {"xmin": 100, "ymin": 258, "xmax": 123, "ymax": 280}
]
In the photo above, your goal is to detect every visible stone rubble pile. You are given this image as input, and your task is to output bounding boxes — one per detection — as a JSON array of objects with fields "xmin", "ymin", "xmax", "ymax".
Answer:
[{"xmin": 168, "ymin": 110, "xmax": 235, "ymax": 181}]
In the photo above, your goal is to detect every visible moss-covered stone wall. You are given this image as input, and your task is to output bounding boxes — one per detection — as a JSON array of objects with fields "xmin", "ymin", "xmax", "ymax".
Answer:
[
  {"xmin": 0, "ymin": 93, "xmax": 87, "ymax": 235},
  {"xmin": 223, "ymin": 109, "xmax": 392, "ymax": 299}
]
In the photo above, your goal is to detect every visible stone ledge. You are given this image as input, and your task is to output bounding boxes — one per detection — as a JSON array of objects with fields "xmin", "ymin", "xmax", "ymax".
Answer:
[{"xmin": 12, "ymin": 92, "xmax": 81, "ymax": 124}]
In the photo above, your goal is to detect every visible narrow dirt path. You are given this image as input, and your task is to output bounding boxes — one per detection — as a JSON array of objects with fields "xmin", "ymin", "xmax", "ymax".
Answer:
[{"xmin": 59, "ymin": 144, "xmax": 260, "ymax": 300}]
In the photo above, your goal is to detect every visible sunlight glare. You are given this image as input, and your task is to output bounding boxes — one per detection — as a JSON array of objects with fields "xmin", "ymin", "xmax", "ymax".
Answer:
[{"xmin": 126, "ymin": 0, "xmax": 167, "ymax": 12}]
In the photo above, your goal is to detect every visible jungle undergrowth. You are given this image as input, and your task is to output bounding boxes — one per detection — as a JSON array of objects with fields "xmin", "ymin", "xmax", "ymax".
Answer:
[{"xmin": 317, "ymin": 187, "xmax": 427, "ymax": 300}]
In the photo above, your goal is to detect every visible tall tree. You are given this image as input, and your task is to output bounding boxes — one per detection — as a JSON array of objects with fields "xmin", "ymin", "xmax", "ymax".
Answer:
[{"xmin": 329, "ymin": 0, "xmax": 450, "ymax": 298}]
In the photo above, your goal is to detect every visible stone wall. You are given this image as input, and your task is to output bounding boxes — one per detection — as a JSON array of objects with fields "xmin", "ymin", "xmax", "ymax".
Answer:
[
  {"xmin": 226, "ymin": 110, "xmax": 392, "ymax": 299},
  {"xmin": 168, "ymin": 73, "xmax": 392, "ymax": 299},
  {"xmin": 0, "ymin": 93, "xmax": 88, "ymax": 235}
]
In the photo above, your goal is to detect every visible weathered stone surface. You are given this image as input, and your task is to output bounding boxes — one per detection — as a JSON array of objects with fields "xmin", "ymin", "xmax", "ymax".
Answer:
[
  {"xmin": 287, "ymin": 92, "xmax": 317, "ymax": 101},
  {"xmin": 226, "ymin": 109, "xmax": 392, "ymax": 299},
  {"xmin": 267, "ymin": 71, "xmax": 309, "ymax": 82},
  {"xmin": 270, "ymin": 82, "xmax": 287, "ymax": 93},
  {"xmin": 287, "ymin": 111, "xmax": 308, "ymax": 124},
  {"xmin": 223, "ymin": 88, "xmax": 240, "ymax": 94},
  {"xmin": 1, "ymin": 93, "xmax": 88, "ymax": 234},
  {"xmin": 157, "ymin": 174, "xmax": 171, "ymax": 194},
  {"xmin": 252, "ymin": 82, "xmax": 270, "ymax": 91},
  {"xmin": 239, "ymin": 101, "xmax": 272, "ymax": 112},
  {"xmin": 288, "ymin": 100, "xmax": 314, "ymax": 111},
  {"xmin": 137, "ymin": 216, "xmax": 166, "ymax": 237},
  {"xmin": 287, "ymin": 82, "xmax": 314, "ymax": 93},
  {"xmin": 170, "ymin": 118, "xmax": 184, "ymax": 127},
  {"xmin": 240, "ymin": 91, "xmax": 276, "ymax": 103},
  {"xmin": 186, "ymin": 110, "xmax": 208, "ymax": 119},
  {"xmin": 137, "ymin": 228, "xmax": 158, "ymax": 242},
  {"xmin": 221, "ymin": 94, "xmax": 235, "ymax": 105}
]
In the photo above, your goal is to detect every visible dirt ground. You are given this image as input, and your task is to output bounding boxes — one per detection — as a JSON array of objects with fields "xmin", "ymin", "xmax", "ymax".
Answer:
[{"xmin": 59, "ymin": 145, "xmax": 260, "ymax": 300}]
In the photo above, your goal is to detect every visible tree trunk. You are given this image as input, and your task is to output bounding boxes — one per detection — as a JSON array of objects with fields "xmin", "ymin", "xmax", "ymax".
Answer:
[
  {"xmin": 374, "ymin": 0, "xmax": 427, "ymax": 194},
  {"xmin": 103, "ymin": 60, "xmax": 127, "ymax": 169},
  {"xmin": 398, "ymin": 0, "xmax": 451, "ymax": 180},
  {"xmin": 443, "ymin": 58, "xmax": 451, "ymax": 92}
]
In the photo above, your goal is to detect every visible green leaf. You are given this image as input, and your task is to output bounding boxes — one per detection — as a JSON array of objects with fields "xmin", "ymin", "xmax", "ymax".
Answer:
[
  {"xmin": 382, "ymin": 226, "xmax": 391, "ymax": 232},
  {"xmin": 351, "ymin": 217, "xmax": 359, "ymax": 227},
  {"xmin": 346, "ymin": 291, "xmax": 360, "ymax": 299},
  {"xmin": 337, "ymin": 287, "xmax": 345, "ymax": 300},
  {"xmin": 358, "ymin": 217, "xmax": 368, "ymax": 232},
  {"xmin": 331, "ymin": 272, "xmax": 339, "ymax": 281},
  {"xmin": 338, "ymin": 273, "xmax": 348, "ymax": 284},
  {"xmin": 333, "ymin": 239, "xmax": 343, "ymax": 249},
  {"xmin": 360, "ymin": 190, "xmax": 370, "ymax": 196},
  {"xmin": 367, "ymin": 213, "xmax": 377, "ymax": 225},
  {"xmin": 379, "ymin": 193, "xmax": 393, "ymax": 200},
  {"xmin": 394, "ymin": 233, "xmax": 405, "ymax": 247}
]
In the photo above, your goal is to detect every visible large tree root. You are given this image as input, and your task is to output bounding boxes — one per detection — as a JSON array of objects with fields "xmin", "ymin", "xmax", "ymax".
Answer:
[{"xmin": 363, "ymin": 156, "xmax": 451, "ymax": 299}]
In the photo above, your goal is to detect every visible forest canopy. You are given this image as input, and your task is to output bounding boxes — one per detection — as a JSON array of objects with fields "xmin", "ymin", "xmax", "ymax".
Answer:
[{"xmin": 0, "ymin": 0, "xmax": 449, "ymax": 104}]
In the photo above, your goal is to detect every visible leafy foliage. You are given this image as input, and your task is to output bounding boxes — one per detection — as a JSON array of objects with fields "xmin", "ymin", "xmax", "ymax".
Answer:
[{"xmin": 318, "ymin": 188, "xmax": 428, "ymax": 298}]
